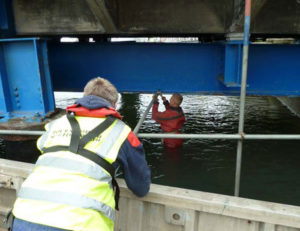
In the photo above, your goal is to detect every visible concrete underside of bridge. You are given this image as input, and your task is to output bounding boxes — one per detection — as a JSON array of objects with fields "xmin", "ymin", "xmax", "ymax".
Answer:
[
  {"xmin": 277, "ymin": 97, "xmax": 300, "ymax": 118},
  {"xmin": 10, "ymin": 0, "xmax": 300, "ymax": 37}
]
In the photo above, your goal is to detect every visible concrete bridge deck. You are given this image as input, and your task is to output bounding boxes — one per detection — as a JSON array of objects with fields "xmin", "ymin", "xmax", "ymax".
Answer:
[{"xmin": 2, "ymin": 0, "xmax": 300, "ymax": 37}]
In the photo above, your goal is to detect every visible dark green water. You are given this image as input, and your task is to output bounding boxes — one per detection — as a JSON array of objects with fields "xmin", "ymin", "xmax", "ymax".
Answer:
[{"xmin": 1, "ymin": 93, "xmax": 300, "ymax": 206}]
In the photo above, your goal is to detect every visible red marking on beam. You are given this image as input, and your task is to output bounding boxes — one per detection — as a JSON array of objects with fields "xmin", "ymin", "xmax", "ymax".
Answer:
[{"xmin": 245, "ymin": 0, "xmax": 251, "ymax": 17}]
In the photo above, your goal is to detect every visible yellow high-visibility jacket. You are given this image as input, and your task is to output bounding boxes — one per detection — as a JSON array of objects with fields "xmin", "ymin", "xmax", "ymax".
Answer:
[{"xmin": 13, "ymin": 114, "xmax": 131, "ymax": 231}]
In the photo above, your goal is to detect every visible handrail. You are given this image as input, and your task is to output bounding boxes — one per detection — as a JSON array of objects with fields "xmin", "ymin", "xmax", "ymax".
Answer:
[
  {"xmin": 1, "ymin": 130, "xmax": 300, "ymax": 140},
  {"xmin": 234, "ymin": 0, "xmax": 252, "ymax": 197},
  {"xmin": 133, "ymin": 97, "xmax": 155, "ymax": 134},
  {"xmin": 139, "ymin": 133, "xmax": 300, "ymax": 140},
  {"xmin": 0, "ymin": 130, "xmax": 44, "ymax": 135}
]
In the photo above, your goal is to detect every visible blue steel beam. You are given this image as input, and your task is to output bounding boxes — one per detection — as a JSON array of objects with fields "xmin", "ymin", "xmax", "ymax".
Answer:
[
  {"xmin": 223, "ymin": 40, "xmax": 243, "ymax": 87},
  {"xmin": 1, "ymin": 38, "xmax": 300, "ymax": 122},
  {"xmin": 0, "ymin": 38, "xmax": 55, "ymax": 121},
  {"xmin": 48, "ymin": 42, "xmax": 225, "ymax": 94},
  {"xmin": 48, "ymin": 41, "xmax": 300, "ymax": 96}
]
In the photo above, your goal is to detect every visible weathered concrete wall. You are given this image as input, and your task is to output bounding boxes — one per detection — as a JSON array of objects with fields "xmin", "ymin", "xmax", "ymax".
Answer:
[
  {"xmin": 277, "ymin": 97, "xmax": 300, "ymax": 117},
  {"xmin": 1, "ymin": 158, "xmax": 300, "ymax": 231},
  {"xmin": 13, "ymin": 0, "xmax": 105, "ymax": 34},
  {"xmin": 12, "ymin": 0, "xmax": 300, "ymax": 36},
  {"xmin": 253, "ymin": 0, "xmax": 300, "ymax": 35},
  {"xmin": 114, "ymin": 0, "xmax": 234, "ymax": 34}
]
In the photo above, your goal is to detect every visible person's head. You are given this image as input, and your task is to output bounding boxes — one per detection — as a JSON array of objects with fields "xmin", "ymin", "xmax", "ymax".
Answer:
[
  {"xmin": 169, "ymin": 93, "xmax": 183, "ymax": 107},
  {"xmin": 83, "ymin": 77, "xmax": 118, "ymax": 105}
]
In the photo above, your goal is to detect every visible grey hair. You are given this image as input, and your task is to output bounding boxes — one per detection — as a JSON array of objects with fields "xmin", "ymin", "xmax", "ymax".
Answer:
[{"xmin": 83, "ymin": 77, "xmax": 118, "ymax": 105}]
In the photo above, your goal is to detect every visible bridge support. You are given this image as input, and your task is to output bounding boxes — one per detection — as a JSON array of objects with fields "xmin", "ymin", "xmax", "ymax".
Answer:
[
  {"xmin": 221, "ymin": 40, "xmax": 243, "ymax": 87},
  {"xmin": 0, "ymin": 38, "xmax": 55, "ymax": 122},
  {"xmin": 47, "ymin": 40, "xmax": 300, "ymax": 95}
]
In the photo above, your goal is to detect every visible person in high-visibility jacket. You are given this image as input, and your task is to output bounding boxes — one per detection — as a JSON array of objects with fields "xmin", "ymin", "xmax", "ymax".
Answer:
[
  {"xmin": 12, "ymin": 77, "xmax": 151, "ymax": 231},
  {"xmin": 152, "ymin": 93, "xmax": 186, "ymax": 148}
]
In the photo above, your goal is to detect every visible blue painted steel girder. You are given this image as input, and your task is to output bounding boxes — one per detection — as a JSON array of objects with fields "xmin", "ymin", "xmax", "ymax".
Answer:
[
  {"xmin": 0, "ymin": 38, "xmax": 54, "ymax": 121},
  {"xmin": 48, "ymin": 41, "xmax": 300, "ymax": 96},
  {"xmin": 1, "ymin": 38, "xmax": 300, "ymax": 122}
]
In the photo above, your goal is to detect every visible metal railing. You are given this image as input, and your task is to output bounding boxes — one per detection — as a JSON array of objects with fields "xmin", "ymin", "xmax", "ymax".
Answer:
[
  {"xmin": 234, "ymin": 0, "xmax": 252, "ymax": 196},
  {"xmin": 133, "ymin": 97, "xmax": 156, "ymax": 134},
  {"xmin": 2, "ymin": 129, "xmax": 300, "ymax": 141}
]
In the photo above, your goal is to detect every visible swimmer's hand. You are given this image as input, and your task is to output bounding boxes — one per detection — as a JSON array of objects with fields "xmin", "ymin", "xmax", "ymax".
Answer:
[{"xmin": 152, "ymin": 94, "xmax": 158, "ymax": 100}]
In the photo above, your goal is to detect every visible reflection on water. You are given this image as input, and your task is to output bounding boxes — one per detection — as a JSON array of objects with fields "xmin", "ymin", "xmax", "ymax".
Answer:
[{"xmin": 1, "ymin": 93, "xmax": 300, "ymax": 206}]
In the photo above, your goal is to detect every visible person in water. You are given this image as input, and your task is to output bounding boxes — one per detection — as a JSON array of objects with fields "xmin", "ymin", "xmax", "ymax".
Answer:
[{"xmin": 152, "ymin": 92, "xmax": 186, "ymax": 148}]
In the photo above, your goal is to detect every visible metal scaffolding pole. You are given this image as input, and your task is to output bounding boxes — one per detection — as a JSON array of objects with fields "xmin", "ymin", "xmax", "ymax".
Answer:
[
  {"xmin": 234, "ymin": 0, "xmax": 252, "ymax": 197},
  {"xmin": 138, "ymin": 133, "xmax": 300, "ymax": 140},
  {"xmin": 0, "ymin": 130, "xmax": 44, "ymax": 136},
  {"xmin": 139, "ymin": 133, "xmax": 240, "ymax": 139},
  {"xmin": 0, "ymin": 130, "xmax": 300, "ymax": 140},
  {"xmin": 133, "ymin": 97, "xmax": 155, "ymax": 134},
  {"xmin": 2, "ymin": 130, "xmax": 300, "ymax": 140},
  {"xmin": 245, "ymin": 134, "xmax": 300, "ymax": 140}
]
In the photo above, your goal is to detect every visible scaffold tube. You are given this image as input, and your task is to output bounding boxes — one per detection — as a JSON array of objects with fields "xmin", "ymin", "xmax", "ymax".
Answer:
[
  {"xmin": 1, "ymin": 130, "xmax": 300, "ymax": 140},
  {"xmin": 234, "ymin": 0, "xmax": 252, "ymax": 197},
  {"xmin": 133, "ymin": 97, "xmax": 155, "ymax": 134},
  {"xmin": 0, "ymin": 130, "xmax": 44, "ymax": 135},
  {"xmin": 137, "ymin": 133, "xmax": 300, "ymax": 140}
]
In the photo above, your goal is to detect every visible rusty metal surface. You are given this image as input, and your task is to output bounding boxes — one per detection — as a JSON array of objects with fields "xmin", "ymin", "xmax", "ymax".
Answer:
[{"xmin": 0, "ymin": 109, "xmax": 65, "ymax": 141}]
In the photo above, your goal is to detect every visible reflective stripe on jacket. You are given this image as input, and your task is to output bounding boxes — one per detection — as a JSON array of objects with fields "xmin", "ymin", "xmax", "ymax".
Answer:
[{"xmin": 13, "ymin": 115, "xmax": 131, "ymax": 231}]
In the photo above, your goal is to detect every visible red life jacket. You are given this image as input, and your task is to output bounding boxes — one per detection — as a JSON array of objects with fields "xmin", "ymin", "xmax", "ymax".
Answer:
[
  {"xmin": 66, "ymin": 104, "xmax": 123, "ymax": 119},
  {"xmin": 152, "ymin": 102, "xmax": 186, "ymax": 148}
]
